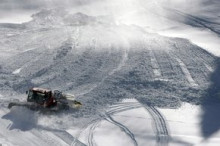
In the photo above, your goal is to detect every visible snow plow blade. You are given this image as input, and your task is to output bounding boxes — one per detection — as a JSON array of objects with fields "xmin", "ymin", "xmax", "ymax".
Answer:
[
  {"xmin": 60, "ymin": 93, "xmax": 82, "ymax": 108},
  {"xmin": 71, "ymin": 100, "xmax": 82, "ymax": 108}
]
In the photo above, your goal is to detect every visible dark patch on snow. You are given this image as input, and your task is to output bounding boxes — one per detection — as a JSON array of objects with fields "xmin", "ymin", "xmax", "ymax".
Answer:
[
  {"xmin": 2, "ymin": 106, "xmax": 38, "ymax": 131},
  {"xmin": 200, "ymin": 57, "xmax": 220, "ymax": 138}
]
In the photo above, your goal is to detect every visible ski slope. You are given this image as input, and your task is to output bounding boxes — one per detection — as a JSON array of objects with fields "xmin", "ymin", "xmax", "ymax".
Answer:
[{"xmin": 0, "ymin": 0, "xmax": 220, "ymax": 146}]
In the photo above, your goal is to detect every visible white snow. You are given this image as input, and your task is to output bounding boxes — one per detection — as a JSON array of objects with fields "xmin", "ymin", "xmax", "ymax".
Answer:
[
  {"xmin": 158, "ymin": 26, "xmax": 220, "ymax": 57},
  {"xmin": 12, "ymin": 68, "xmax": 22, "ymax": 75},
  {"xmin": 158, "ymin": 103, "xmax": 220, "ymax": 146},
  {"xmin": 0, "ymin": 12, "xmax": 33, "ymax": 24},
  {"xmin": 64, "ymin": 99, "xmax": 220, "ymax": 146},
  {"xmin": 66, "ymin": 99, "xmax": 156, "ymax": 146},
  {"xmin": 0, "ymin": 0, "xmax": 220, "ymax": 146}
]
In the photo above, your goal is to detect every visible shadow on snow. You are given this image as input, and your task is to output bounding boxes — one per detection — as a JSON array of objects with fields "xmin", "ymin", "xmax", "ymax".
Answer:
[{"xmin": 200, "ymin": 57, "xmax": 220, "ymax": 138}]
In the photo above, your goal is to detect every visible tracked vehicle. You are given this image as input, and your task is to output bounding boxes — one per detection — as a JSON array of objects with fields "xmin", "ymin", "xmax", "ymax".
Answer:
[{"xmin": 8, "ymin": 87, "xmax": 82, "ymax": 111}]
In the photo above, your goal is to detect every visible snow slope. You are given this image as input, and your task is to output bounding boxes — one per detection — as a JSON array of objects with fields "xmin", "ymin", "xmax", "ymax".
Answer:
[{"xmin": 0, "ymin": 0, "xmax": 220, "ymax": 146}]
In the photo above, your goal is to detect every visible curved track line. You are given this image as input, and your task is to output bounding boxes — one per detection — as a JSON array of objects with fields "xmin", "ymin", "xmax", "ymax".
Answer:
[
  {"xmin": 144, "ymin": 106, "xmax": 169, "ymax": 146},
  {"xmin": 73, "ymin": 102, "xmax": 169, "ymax": 146},
  {"xmin": 88, "ymin": 121, "xmax": 100, "ymax": 146},
  {"xmin": 80, "ymin": 104, "xmax": 140, "ymax": 146},
  {"xmin": 71, "ymin": 119, "xmax": 98, "ymax": 146},
  {"xmin": 106, "ymin": 104, "xmax": 142, "ymax": 115},
  {"xmin": 104, "ymin": 114, "xmax": 138, "ymax": 146},
  {"xmin": 53, "ymin": 130, "xmax": 87, "ymax": 146},
  {"xmin": 107, "ymin": 102, "xmax": 170, "ymax": 146}
]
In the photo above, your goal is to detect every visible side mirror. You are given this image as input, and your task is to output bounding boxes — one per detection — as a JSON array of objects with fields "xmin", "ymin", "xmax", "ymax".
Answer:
[{"xmin": 26, "ymin": 91, "xmax": 28, "ymax": 94}]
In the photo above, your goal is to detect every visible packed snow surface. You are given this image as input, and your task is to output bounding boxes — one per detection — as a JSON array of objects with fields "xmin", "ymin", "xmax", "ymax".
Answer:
[{"xmin": 0, "ymin": 0, "xmax": 220, "ymax": 146}]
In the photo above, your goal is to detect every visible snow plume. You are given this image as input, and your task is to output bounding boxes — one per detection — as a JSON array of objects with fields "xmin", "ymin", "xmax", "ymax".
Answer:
[
  {"xmin": 0, "ymin": 0, "xmax": 219, "ymax": 55},
  {"xmin": 0, "ymin": 0, "xmax": 208, "ymax": 25},
  {"xmin": 58, "ymin": 0, "xmax": 206, "ymax": 29}
]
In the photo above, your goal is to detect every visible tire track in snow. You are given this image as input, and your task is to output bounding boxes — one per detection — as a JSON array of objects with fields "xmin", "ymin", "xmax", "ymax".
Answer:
[
  {"xmin": 88, "ymin": 121, "xmax": 100, "ymax": 146},
  {"xmin": 108, "ymin": 48, "xmax": 128, "ymax": 76},
  {"xmin": 184, "ymin": 47, "xmax": 215, "ymax": 73},
  {"xmin": 202, "ymin": 62, "xmax": 214, "ymax": 84},
  {"xmin": 144, "ymin": 106, "xmax": 169, "ymax": 146},
  {"xmin": 186, "ymin": 51, "xmax": 214, "ymax": 84},
  {"xmin": 78, "ymin": 46, "xmax": 129, "ymax": 96},
  {"xmin": 70, "ymin": 102, "xmax": 169, "ymax": 146},
  {"xmin": 71, "ymin": 26, "xmax": 80, "ymax": 49},
  {"xmin": 70, "ymin": 123, "xmax": 92, "ymax": 146},
  {"xmin": 106, "ymin": 101, "xmax": 170, "ymax": 146},
  {"xmin": 153, "ymin": 50, "xmax": 175, "ymax": 80},
  {"xmin": 104, "ymin": 114, "xmax": 138, "ymax": 146},
  {"xmin": 53, "ymin": 130, "xmax": 87, "ymax": 146},
  {"xmin": 171, "ymin": 42, "xmax": 215, "ymax": 86},
  {"xmin": 109, "ymin": 101, "xmax": 170, "ymax": 146},
  {"xmin": 108, "ymin": 102, "xmax": 141, "ymax": 109},
  {"xmin": 104, "ymin": 103, "xmax": 141, "ymax": 146},
  {"xmin": 69, "ymin": 118, "xmax": 100, "ymax": 146},
  {"xmin": 175, "ymin": 58, "xmax": 199, "ymax": 87},
  {"xmin": 149, "ymin": 49, "xmax": 162, "ymax": 79},
  {"xmin": 31, "ymin": 129, "xmax": 69, "ymax": 146},
  {"xmin": 179, "ymin": 46, "xmax": 214, "ymax": 84},
  {"xmin": 204, "ymin": 63, "xmax": 214, "ymax": 72},
  {"xmin": 106, "ymin": 103, "xmax": 142, "ymax": 115}
]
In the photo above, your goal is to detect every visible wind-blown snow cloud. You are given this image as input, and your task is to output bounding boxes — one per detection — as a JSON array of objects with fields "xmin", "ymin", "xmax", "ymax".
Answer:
[
  {"xmin": 0, "ymin": 0, "xmax": 217, "ymax": 24},
  {"xmin": 0, "ymin": 0, "xmax": 215, "ymax": 15},
  {"xmin": 1, "ymin": 0, "xmax": 219, "ymax": 56},
  {"xmin": 0, "ymin": 0, "xmax": 98, "ymax": 10},
  {"xmin": 0, "ymin": 0, "xmax": 98, "ymax": 23}
]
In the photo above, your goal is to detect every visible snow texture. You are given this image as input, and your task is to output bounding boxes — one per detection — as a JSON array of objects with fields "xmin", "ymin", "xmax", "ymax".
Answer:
[{"xmin": 0, "ymin": 0, "xmax": 220, "ymax": 146}]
